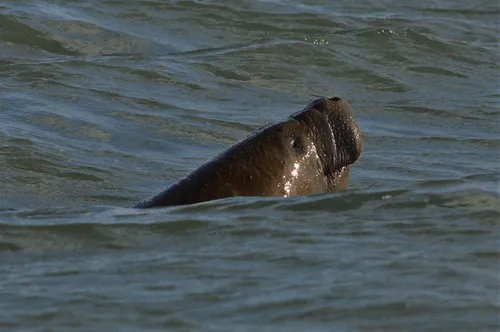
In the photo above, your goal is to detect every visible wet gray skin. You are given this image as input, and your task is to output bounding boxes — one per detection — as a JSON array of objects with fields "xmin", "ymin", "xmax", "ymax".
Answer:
[{"xmin": 133, "ymin": 97, "xmax": 363, "ymax": 208}]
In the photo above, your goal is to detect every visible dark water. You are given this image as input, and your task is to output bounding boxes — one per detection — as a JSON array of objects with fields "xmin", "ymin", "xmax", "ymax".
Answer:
[{"xmin": 1, "ymin": 0, "xmax": 499, "ymax": 331}]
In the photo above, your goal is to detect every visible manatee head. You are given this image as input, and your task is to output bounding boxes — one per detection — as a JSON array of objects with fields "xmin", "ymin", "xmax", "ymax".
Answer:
[{"xmin": 268, "ymin": 96, "xmax": 363, "ymax": 196}]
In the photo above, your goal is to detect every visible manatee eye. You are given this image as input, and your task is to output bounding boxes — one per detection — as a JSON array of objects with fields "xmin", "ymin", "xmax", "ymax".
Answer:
[{"xmin": 291, "ymin": 136, "xmax": 305, "ymax": 154}]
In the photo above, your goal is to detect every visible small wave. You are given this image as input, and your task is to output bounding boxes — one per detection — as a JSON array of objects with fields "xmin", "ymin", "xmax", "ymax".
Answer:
[
  {"xmin": 0, "ymin": 14, "xmax": 78, "ymax": 56},
  {"xmin": 0, "ymin": 6, "xmax": 165, "ymax": 57},
  {"xmin": 407, "ymin": 66, "xmax": 468, "ymax": 78}
]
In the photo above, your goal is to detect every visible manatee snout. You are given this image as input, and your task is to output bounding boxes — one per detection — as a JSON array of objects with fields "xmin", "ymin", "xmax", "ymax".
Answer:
[
  {"xmin": 324, "ymin": 97, "xmax": 363, "ymax": 166},
  {"xmin": 133, "ymin": 97, "xmax": 363, "ymax": 209},
  {"xmin": 290, "ymin": 97, "xmax": 363, "ymax": 187}
]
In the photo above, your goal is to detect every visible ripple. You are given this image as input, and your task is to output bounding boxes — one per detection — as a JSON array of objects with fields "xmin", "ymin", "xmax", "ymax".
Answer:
[
  {"xmin": 407, "ymin": 65, "xmax": 468, "ymax": 78},
  {"xmin": 0, "ymin": 14, "xmax": 77, "ymax": 56}
]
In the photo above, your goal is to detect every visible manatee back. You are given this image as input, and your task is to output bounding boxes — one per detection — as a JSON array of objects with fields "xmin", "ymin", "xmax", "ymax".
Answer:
[{"xmin": 132, "ymin": 123, "xmax": 291, "ymax": 208}]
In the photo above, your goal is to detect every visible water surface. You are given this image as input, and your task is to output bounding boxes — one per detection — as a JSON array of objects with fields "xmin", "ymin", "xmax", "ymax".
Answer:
[{"xmin": 1, "ymin": 0, "xmax": 499, "ymax": 331}]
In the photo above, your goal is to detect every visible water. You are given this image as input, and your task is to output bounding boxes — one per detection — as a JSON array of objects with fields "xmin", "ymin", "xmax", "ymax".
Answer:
[{"xmin": 1, "ymin": 0, "xmax": 499, "ymax": 330}]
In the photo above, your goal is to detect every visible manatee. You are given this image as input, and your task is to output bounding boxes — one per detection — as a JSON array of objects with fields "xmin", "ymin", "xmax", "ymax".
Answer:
[{"xmin": 133, "ymin": 97, "xmax": 362, "ymax": 208}]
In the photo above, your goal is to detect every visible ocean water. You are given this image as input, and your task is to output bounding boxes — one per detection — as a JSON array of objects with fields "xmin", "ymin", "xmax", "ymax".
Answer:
[{"xmin": 1, "ymin": 0, "xmax": 499, "ymax": 331}]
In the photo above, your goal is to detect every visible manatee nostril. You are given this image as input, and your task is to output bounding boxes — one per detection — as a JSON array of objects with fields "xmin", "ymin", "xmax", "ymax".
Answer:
[{"xmin": 329, "ymin": 97, "xmax": 341, "ymax": 101}]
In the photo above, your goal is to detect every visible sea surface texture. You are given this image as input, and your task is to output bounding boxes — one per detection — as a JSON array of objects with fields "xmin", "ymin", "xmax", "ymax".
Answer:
[{"xmin": 1, "ymin": 0, "xmax": 499, "ymax": 331}]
